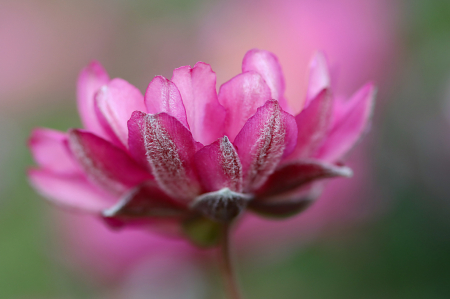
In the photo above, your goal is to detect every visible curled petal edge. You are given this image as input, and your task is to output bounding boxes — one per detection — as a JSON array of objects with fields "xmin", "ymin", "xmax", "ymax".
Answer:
[
  {"xmin": 250, "ymin": 183, "xmax": 323, "ymax": 218},
  {"xmin": 255, "ymin": 160, "xmax": 352, "ymax": 198}
]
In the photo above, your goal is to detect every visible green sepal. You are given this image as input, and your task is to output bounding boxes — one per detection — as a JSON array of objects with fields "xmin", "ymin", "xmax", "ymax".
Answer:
[{"xmin": 182, "ymin": 215, "xmax": 222, "ymax": 247}]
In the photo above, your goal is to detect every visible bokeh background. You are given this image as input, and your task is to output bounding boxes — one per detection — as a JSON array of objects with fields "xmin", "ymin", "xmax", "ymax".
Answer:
[{"xmin": 1, "ymin": 0, "xmax": 450, "ymax": 298}]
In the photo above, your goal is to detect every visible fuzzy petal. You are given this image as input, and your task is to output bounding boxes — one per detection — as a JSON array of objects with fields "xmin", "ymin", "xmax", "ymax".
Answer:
[
  {"xmin": 128, "ymin": 112, "xmax": 201, "ymax": 203},
  {"xmin": 234, "ymin": 100, "xmax": 298, "ymax": 192},
  {"xmin": 285, "ymin": 89, "xmax": 333, "ymax": 161},
  {"xmin": 255, "ymin": 160, "xmax": 352, "ymax": 198},
  {"xmin": 315, "ymin": 83, "xmax": 376, "ymax": 162},
  {"xmin": 95, "ymin": 78, "xmax": 146, "ymax": 147},
  {"xmin": 28, "ymin": 169, "xmax": 115, "ymax": 212},
  {"xmin": 145, "ymin": 76, "xmax": 189, "ymax": 128},
  {"xmin": 68, "ymin": 130, "xmax": 152, "ymax": 195},
  {"xmin": 191, "ymin": 188, "xmax": 250, "ymax": 222},
  {"xmin": 250, "ymin": 183, "xmax": 322, "ymax": 218},
  {"xmin": 28, "ymin": 128, "xmax": 79, "ymax": 174},
  {"xmin": 171, "ymin": 62, "xmax": 226, "ymax": 144},
  {"xmin": 218, "ymin": 71, "xmax": 272, "ymax": 141},
  {"xmin": 305, "ymin": 52, "xmax": 331, "ymax": 107},
  {"xmin": 77, "ymin": 61, "xmax": 110, "ymax": 137},
  {"xmin": 127, "ymin": 111, "xmax": 149, "ymax": 168},
  {"xmin": 194, "ymin": 136, "xmax": 243, "ymax": 193},
  {"xmin": 242, "ymin": 49, "xmax": 289, "ymax": 111}
]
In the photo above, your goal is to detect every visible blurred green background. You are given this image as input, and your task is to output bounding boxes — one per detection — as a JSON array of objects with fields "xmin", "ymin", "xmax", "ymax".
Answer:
[{"xmin": 1, "ymin": 0, "xmax": 450, "ymax": 298}]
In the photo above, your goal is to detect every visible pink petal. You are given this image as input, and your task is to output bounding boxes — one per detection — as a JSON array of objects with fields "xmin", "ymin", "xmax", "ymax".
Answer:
[
  {"xmin": 103, "ymin": 182, "xmax": 186, "ymax": 220},
  {"xmin": 95, "ymin": 78, "xmax": 147, "ymax": 147},
  {"xmin": 102, "ymin": 213, "xmax": 185, "ymax": 235},
  {"xmin": 77, "ymin": 61, "xmax": 110, "ymax": 137},
  {"xmin": 242, "ymin": 49, "xmax": 289, "ymax": 111},
  {"xmin": 127, "ymin": 111, "xmax": 149, "ymax": 168},
  {"xmin": 128, "ymin": 112, "xmax": 201, "ymax": 203},
  {"xmin": 28, "ymin": 169, "xmax": 115, "ymax": 213},
  {"xmin": 194, "ymin": 136, "xmax": 243, "ymax": 193},
  {"xmin": 255, "ymin": 160, "xmax": 352, "ymax": 198},
  {"xmin": 68, "ymin": 129, "xmax": 152, "ymax": 195},
  {"xmin": 284, "ymin": 89, "xmax": 333, "ymax": 162},
  {"xmin": 28, "ymin": 128, "xmax": 79, "ymax": 174},
  {"xmin": 145, "ymin": 76, "xmax": 189, "ymax": 128},
  {"xmin": 305, "ymin": 52, "xmax": 331, "ymax": 107},
  {"xmin": 250, "ymin": 183, "xmax": 323, "ymax": 218},
  {"xmin": 171, "ymin": 62, "xmax": 226, "ymax": 145},
  {"xmin": 218, "ymin": 71, "xmax": 272, "ymax": 141},
  {"xmin": 234, "ymin": 100, "xmax": 298, "ymax": 192},
  {"xmin": 315, "ymin": 83, "xmax": 376, "ymax": 162}
]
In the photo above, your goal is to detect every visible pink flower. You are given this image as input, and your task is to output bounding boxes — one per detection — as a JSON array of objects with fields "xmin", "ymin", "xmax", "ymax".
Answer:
[{"xmin": 29, "ymin": 49, "xmax": 374, "ymax": 244}]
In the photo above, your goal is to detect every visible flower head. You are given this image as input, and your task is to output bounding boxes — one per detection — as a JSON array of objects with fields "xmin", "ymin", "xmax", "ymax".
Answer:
[{"xmin": 29, "ymin": 49, "xmax": 375, "ymax": 245}]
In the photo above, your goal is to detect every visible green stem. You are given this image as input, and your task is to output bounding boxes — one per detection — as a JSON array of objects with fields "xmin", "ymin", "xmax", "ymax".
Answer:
[{"xmin": 219, "ymin": 223, "xmax": 243, "ymax": 299}]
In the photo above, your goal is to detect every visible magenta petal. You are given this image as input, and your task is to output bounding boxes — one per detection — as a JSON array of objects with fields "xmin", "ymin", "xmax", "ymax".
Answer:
[
  {"xmin": 305, "ymin": 52, "xmax": 331, "ymax": 107},
  {"xmin": 29, "ymin": 128, "xmax": 79, "ymax": 174},
  {"xmin": 218, "ymin": 71, "xmax": 272, "ymax": 141},
  {"xmin": 242, "ymin": 49, "xmax": 289, "ymax": 111},
  {"xmin": 95, "ymin": 78, "xmax": 146, "ymax": 147},
  {"xmin": 255, "ymin": 160, "xmax": 352, "ymax": 198},
  {"xmin": 68, "ymin": 130, "xmax": 152, "ymax": 195},
  {"xmin": 194, "ymin": 136, "xmax": 243, "ymax": 193},
  {"xmin": 127, "ymin": 111, "xmax": 149, "ymax": 168},
  {"xmin": 250, "ymin": 183, "xmax": 323, "ymax": 218},
  {"xmin": 284, "ymin": 89, "xmax": 333, "ymax": 161},
  {"xmin": 77, "ymin": 61, "xmax": 110, "ymax": 137},
  {"xmin": 103, "ymin": 181, "xmax": 186, "ymax": 220},
  {"xmin": 315, "ymin": 83, "xmax": 376, "ymax": 162},
  {"xmin": 145, "ymin": 76, "xmax": 189, "ymax": 129},
  {"xmin": 234, "ymin": 100, "xmax": 298, "ymax": 192},
  {"xmin": 128, "ymin": 112, "xmax": 201, "ymax": 203},
  {"xmin": 28, "ymin": 169, "xmax": 115, "ymax": 212},
  {"xmin": 171, "ymin": 62, "xmax": 226, "ymax": 144}
]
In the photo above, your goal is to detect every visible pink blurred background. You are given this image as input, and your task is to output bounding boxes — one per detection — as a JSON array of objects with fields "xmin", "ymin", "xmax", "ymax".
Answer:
[{"xmin": 0, "ymin": 0, "xmax": 409, "ymax": 298}]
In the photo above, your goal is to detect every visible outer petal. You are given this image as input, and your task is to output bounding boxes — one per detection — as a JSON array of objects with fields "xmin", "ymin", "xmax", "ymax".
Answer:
[
  {"xmin": 28, "ymin": 128, "xmax": 79, "ymax": 174},
  {"xmin": 103, "ymin": 182, "xmax": 187, "ymax": 220},
  {"xmin": 305, "ymin": 52, "xmax": 331, "ymax": 107},
  {"xmin": 234, "ymin": 100, "xmax": 297, "ymax": 192},
  {"xmin": 250, "ymin": 183, "xmax": 323, "ymax": 218},
  {"xmin": 194, "ymin": 136, "xmax": 243, "ymax": 193},
  {"xmin": 77, "ymin": 61, "xmax": 110, "ymax": 137},
  {"xmin": 95, "ymin": 78, "xmax": 147, "ymax": 147},
  {"xmin": 28, "ymin": 169, "xmax": 115, "ymax": 212},
  {"xmin": 284, "ymin": 89, "xmax": 333, "ymax": 162},
  {"xmin": 145, "ymin": 76, "xmax": 189, "ymax": 128},
  {"xmin": 242, "ymin": 49, "xmax": 289, "ymax": 111},
  {"xmin": 255, "ymin": 160, "xmax": 352, "ymax": 198},
  {"xmin": 315, "ymin": 83, "xmax": 376, "ymax": 162},
  {"xmin": 218, "ymin": 71, "xmax": 272, "ymax": 141},
  {"xmin": 171, "ymin": 62, "xmax": 226, "ymax": 145},
  {"xmin": 68, "ymin": 130, "xmax": 152, "ymax": 195},
  {"xmin": 128, "ymin": 112, "xmax": 201, "ymax": 203},
  {"xmin": 128, "ymin": 111, "xmax": 149, "ymax": 168}
]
